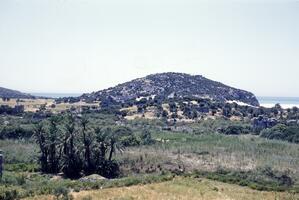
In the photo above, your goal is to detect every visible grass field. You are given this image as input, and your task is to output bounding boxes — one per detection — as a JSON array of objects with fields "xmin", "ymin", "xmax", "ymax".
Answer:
[
  {"xmin": 27, "ymin": 177, "xmax": 299, "ymax": 200},
  {"xmin": 0, "ymin": 98, "xmax": 99, "ymax": 113},
  {"xmin": 0, "ymin": 140, "xmax": 38, "ymax": 164},
  {"xmin": 2, "ymin": 116, "xmax": 299, "ymax": 199},
  {"xmin": 118, "ymin": 131, "xmax": 299, "ymax": 179},
  {"xmin": 0, "ymin": 98, "xmax": 54, "ymax": 112}
]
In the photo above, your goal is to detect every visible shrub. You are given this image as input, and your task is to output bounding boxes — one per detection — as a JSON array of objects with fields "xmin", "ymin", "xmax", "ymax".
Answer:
[
  {"xmin": 260, "ymin": 124, "xmax": 299, "ymax": 143},
  {"xmin": 0, "ymin": 187, "xmax": 19, "ymax": 200},
  {"xmin": 221, "ymin": 124, "xmax": 251, "ymax": 135},
  {"xmin": 53, "ymin": 185, "xmax": 70, "ymax": 200},
  {"xmin": 96, "ymin": 160, "xmax": 120, "ymax": 179},
  {"xmin": 140, "ymin": 130, "xmax": 155, "ymax": 145}
]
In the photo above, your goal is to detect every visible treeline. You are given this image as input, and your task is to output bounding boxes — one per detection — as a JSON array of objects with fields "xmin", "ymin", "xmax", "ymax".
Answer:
[
  {"xmin": 0, "ymin": 105, "xmax": 24, "ymax": 115},
  {"xmin": 34, "ymin": 114, "xmax": 153, "ymax": 179},
  {"xmin": 111, "ymin": 95, "xmax": 299, "ymax": 121}
]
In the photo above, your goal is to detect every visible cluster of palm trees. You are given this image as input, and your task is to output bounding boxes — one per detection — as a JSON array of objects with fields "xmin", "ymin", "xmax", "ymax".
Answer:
[{"xmin": 34, "ymin": 114, "xmax": 127, "ymax": 179}]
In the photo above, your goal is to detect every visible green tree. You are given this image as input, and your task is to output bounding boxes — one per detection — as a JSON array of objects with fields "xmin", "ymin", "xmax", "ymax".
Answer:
[
  {"xmin": 62, "ymin": 114, "xmax": 82, "ymax": 178},
  {"xmin": 48, "ymin": 116, "xmax": 61, "ymax": 174},
  {"xmin": 33, "ymin": 123, "xmax": 49, "ymax": 173},
  {"xmin": 80, "ymin": 116, "xmax": 94, "ymax": 174}
]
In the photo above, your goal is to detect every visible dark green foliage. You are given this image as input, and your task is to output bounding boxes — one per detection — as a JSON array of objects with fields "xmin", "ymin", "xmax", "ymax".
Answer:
[
  {"xmin": 0, "ymin": 187, "xmax": 18, "ymax": 200},
  {"xmin": 140, "ymin": 129, "xmax": 155, "ymax": 145},
  {"xmin": 0, "ymin": 125, "xmax": 33, "ymax": 139},
  {"xmin": 120, "ymin": 135, "xmax": 140, "ymax": 146},
  {"xmin": 0, "ymin": 105, "xmax": 24, "ymax": 115},
  {"xmin": 47, "ymin": 116, "xmax": 62, "ymax": 174},
  {"xmin": 80, "ymin": 116, "xmax": 95, "ymax": 174},
  {"xmin": 61, "ymin": 115, "xmax": 82, "ymax": 178},
  {"xmin": 162, "ymin": 110, "xmax": 168, "ymax": 118},
  {"xmin": 222, "ymin": 104, "xmax": 232, "ymax": 117},
  {"xmin": 220, "ymin": 124, "xmax": 251, "ymax": 135},
  {"xmin": 32, "ymin": 114, "xmax": 141, "ymax": 179},
  {"xmin": 96, "ymin": 160, "xmax": 119, "ymax": 179},
  {"xmin": 260, "ymin": 124, "xmax": 299, "ymax": 143}
]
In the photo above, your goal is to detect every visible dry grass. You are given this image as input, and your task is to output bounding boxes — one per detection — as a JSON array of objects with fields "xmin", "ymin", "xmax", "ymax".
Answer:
[
  {"xmin": 29, "ymin": 177, "xmax": 299, "ymax": 200},
  {"xmin": 121, "ymin": 106, "xmax": 138, "ymax": 113},
  {"xmin": 118, "ymin": 133, "xmax": 299, "ymax": 179},
  {"xmin": 0, "ymin": 98, "xmax": 99, "ymax": 113},
  {"xmin": 0, "ymin": 98, "xmax": 54, "ymax": 112}
]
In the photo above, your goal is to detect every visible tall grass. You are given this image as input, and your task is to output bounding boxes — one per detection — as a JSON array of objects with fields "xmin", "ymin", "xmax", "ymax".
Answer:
[
  {"xmin": 118, "ymin": 131, "xmax": 299, "ymax": 181},
  {"xmin": 0, "ymin": 140, "xmax": 38, "ymax": 164}
]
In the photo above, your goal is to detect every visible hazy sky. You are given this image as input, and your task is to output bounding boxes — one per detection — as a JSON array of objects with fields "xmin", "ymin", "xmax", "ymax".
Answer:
[{"xmin": 0, "ymin": 0, "xmax": 298, "ymax": 96}]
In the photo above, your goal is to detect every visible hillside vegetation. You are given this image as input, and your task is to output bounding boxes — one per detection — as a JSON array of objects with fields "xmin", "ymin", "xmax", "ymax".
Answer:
[
  {"xmin": 1, "ymin": 73, "xmax": 299, "ymax": 199},
  {"xmin": 79, "ymin": 72, "xmax": 259, "ymax": 106}
]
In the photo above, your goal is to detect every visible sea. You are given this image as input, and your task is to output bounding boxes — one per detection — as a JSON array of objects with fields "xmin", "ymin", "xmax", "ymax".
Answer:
[
  {"xmin": 31, "ymin": 93, "xmax": 81, "ymax": 98},
  {"xmin": 257, "ymin": 96, "xmax": 299, "ymax": 109},
  {"xmin": 31, "ymin": 93, "xmax": 299, "ymax": 109}
]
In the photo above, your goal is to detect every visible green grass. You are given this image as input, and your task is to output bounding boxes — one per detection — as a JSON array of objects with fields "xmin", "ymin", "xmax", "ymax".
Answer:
[
  {"xmin": 0, "ymin": 139, "xmax": 38, "ymax": 164},
  {"xmin": 191, "ymin": 168, "xmax": 298, "ymax": 192},
  {"xmin": 153, "ymin": 131, "xmax": 299, "ymax": 169},
  {"xmin": 65, "ymin": 177, "xmax": 299, "ymax": 200},
  {"xmin": 0, "ymin": 171, "xmax": 174, "ymax": 199},
  {"xmin": 118, "ymin": 130, "xmax": 299, "ymax": 185},
  {"xmin": 1, "ymin": 117, "xmax": 299, "ymax": 198}
]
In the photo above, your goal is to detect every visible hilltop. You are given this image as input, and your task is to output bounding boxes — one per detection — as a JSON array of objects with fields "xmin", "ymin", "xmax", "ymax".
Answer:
[
  {"xmin": 0, "ymin": 87, "xmax": 34, "ymax": 99},
  {"xmin": 81, "ymin": 72, "xmax": 259, "ymax": 106}
]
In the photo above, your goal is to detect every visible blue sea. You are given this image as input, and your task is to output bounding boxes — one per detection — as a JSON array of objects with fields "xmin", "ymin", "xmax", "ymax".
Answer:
[{"xmin": 257, "ymin": 96, "xmax": 299, "ymax": 108}]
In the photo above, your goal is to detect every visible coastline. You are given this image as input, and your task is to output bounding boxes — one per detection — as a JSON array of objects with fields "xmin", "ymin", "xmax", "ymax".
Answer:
[
  {"xmin": 260, "ymin": 103, "xmax": 299, "ymax": 109},
  {"xmin": 258, "ymin": 97, "xmax": 299, "ymax": 109}
]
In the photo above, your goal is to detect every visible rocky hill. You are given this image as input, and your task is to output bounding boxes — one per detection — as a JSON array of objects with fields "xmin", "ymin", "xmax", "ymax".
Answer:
[
  {"xmin": 0, "ymin": 87, "xmax": 34, "ymax": 99},
  {"xmin": 82, "ymin": 72, "xmax": 259, "ymax": 106}
]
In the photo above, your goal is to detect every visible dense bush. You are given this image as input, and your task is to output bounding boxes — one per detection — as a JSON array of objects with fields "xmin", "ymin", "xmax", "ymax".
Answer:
[
  {"xmin": 140, "ymin": 129, "xmax": 155, "ymax": 145},
  {"xmin": 260, "ymin": 124, "xmax": 299, "ymax": 143},
  {"xmin": 0, "ymin": 125, "xmax": 33, "ymax": 139},
  {"xmin": 220, "ymin": 124, "xmax": 252, "ymax": 135},
  {"xmin": 0, "ymin": 105, "xmax": 24, "ymax": 115},
  {"xmin": 0, "ymin": 186, "xmax": 19, "ymax": 200}
]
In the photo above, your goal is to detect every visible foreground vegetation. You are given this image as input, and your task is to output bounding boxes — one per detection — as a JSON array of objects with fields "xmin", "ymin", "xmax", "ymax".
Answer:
[
  {"xmin": 1, "ymin": 110, "xmax": 299, "ymax": 199},
  {"xmin": 28, "ymin": 177, "xmax": 299, "ymax": 200}
]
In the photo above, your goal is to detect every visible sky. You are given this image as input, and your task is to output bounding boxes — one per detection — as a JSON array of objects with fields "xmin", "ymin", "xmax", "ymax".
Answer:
[{"xmin": 0, "ymin": 0, "xmax": 298, "ymax": 97}]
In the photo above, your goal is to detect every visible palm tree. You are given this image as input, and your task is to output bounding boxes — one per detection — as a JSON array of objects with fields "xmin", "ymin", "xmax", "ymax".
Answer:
[
  {"xmin": 48, "ymin": 116, "xmax": 61, "ymax": 173},
  {"xmin": 107, "ymin": 127, "xmax": 125, "ymax": 161},
  {"xmin": 62, "ymin": 114, "xmax": 82, "ymax": 178},
  {"xmin": 33, "ymin": 123, "xmax": 48, "ymax": 173},
  {"xmin": 95, "ymin": 127, "xmax": 108, "ymax": 162},
  {"xmin": 80, "ymin": 116, "xmax": 94, "ymax": 173}
]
